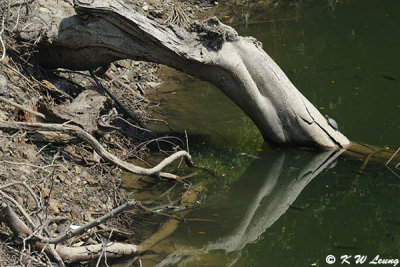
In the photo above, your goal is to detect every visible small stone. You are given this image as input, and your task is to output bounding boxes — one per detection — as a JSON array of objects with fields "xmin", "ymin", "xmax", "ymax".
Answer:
[
  {"xmin": 75, "ymin": 166, "xmax": 82, "ymax": 174},
  {"xmin": 84, "ymin": 213, "xmax": 92, "ymax": 222},
  {"xmin": 142, "ymin": 4, "xmax": 149, "ymax": 11},
  {"xmin": 147, "ymin": 81, "xmax": 161, "ymax": 88}
]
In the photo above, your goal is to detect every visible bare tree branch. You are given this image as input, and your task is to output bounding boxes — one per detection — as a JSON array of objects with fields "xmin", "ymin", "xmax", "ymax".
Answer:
[
  {"xmin": 0, "ymin": 121, "xmax": 195, "ymax": 180},
  {"xmin": 0, "ymin": 203, "xmax": 139, "ymax": 264},
  {"xmin": 36, "ymin": 200, "xmax": 137, "ymax": 244}
]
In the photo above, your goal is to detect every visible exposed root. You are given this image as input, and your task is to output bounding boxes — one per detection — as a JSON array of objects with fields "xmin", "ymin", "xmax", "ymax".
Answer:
[{"xmin": 0, "ymin": 121, "xmax": 195, "ymax": 180}]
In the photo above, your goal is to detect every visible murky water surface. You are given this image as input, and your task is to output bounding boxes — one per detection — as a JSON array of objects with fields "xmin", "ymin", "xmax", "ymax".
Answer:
[{"xmin": 130, "ymin": 1, "xmax": 400, "ymax": 266}]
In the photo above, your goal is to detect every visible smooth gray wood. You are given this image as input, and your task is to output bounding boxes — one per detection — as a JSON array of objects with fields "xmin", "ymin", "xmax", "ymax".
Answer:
[{"xmin": 32, "ymin": 0, "xmax": 350, "ymax": 148}]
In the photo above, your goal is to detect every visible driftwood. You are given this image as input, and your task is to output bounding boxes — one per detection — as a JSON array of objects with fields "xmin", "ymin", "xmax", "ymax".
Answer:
[
  {"xmin": 0, "ymin": 121, "xmax": 194, "ymax": 180},
  {"xmin": 0, "ymin": 179, "xmax": 200, "ymax": 265},
  {"xmin": 27, "ymin": 0, "xmax": 350, "ymax": 148},
  {"xmin": 0, "ymin": 203, "xmax": 139, "ymax": 264}
]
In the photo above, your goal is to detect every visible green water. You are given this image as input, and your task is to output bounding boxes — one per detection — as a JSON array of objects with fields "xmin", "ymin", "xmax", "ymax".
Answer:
[{"xmin": 142, "ymin": 0, "xmax": 400, "ymax": 266}]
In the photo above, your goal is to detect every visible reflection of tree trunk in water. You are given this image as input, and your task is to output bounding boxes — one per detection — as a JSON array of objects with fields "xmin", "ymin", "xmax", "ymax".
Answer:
[
  {"xmin": 28, "ymin": 0, "xmax": 350, "ymax": 148},
  {"xmin": 155, "ymin": 148, "xmax": 344, "ymax": 266},
  {"xmin": 109, "ymin": 143, "xmax": 399, "ymax": 266}
]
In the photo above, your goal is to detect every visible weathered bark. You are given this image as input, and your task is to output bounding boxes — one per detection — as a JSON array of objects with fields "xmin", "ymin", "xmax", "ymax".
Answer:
[{"xmin": 29, "ymin": 0, "xmax": 350, "ymax": 148}]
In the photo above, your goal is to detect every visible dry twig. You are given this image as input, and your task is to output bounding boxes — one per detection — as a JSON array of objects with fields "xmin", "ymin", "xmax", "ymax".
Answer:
[
  {"xmin": 0, "ymin": 15, "xmax": 5, "ymax": 62},
  {"xmin": 36, "ymin": 201, "xmax": 138, "ymax": 244},
  {"xmin": 0, "ymin": 96, "xmax": 46, "ymax": 119}
]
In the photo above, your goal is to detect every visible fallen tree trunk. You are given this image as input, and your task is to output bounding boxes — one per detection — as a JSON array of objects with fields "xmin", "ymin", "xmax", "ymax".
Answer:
[{"xmin": 26, "ymin": 0, "xmax": 350, "ymax": 149}]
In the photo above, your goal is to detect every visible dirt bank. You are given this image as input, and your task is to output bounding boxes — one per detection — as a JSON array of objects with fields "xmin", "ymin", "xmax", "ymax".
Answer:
[{"xmin": 0, "ymin": 0, "xmax": 217, "ymax": 265}]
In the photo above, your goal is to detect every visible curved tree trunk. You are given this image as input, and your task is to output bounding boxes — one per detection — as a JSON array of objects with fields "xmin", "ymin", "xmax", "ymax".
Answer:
[{"xmin": 30, "ymin": 0, "xmax": 350, "ymax": 148}]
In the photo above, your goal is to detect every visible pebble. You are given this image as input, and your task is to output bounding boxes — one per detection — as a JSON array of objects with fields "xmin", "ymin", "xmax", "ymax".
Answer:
[{"xmin": 147, "ymin": 81, "xmax": 161, "ymax": 88}]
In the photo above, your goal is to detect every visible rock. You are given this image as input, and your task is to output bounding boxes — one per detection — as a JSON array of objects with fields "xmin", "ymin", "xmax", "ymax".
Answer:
[
  {"xmin": 147, "ymin": 81, "xmax": 161, "ymax": 88},
  {"xmin": 42, "ymin": 90, "xmax": 106, "ymax": 134},
  {"xmin": 74, "ymin": 176, "xmax": 81, "ymax": 183},
  {"xmin": 75, "ymin": 166, "xmax": 82, "ymax": 174},
  {"xmin": 84, "ymin": 213, "xmax": 92, "ymax": 222}
]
